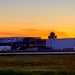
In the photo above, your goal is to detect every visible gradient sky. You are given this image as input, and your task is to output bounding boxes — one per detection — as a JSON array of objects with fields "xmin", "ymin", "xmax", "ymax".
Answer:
[{"xmin": 0, "ymin": 0, "xmax": 75, "ymax": 39}]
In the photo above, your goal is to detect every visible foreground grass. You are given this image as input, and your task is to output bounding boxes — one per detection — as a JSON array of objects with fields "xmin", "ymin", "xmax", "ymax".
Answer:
[
  {"xmin": 0, "ymin": 55, "xmax": 75, "ymax": 74},
  {"xmin": 0, "ymin": 70, "xmax": 75, "ymax": 75}
]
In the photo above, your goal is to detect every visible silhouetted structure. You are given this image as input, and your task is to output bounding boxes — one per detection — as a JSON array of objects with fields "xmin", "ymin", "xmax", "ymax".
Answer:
[{"xmin": 48, "ymin": 32, "xmax": 57, "ymax": 39}]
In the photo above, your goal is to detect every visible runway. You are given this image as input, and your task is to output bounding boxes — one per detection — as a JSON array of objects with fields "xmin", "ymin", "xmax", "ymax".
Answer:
[{"xmin": 0, "ymin": 51, "xmax": 75, "ymax": 55}]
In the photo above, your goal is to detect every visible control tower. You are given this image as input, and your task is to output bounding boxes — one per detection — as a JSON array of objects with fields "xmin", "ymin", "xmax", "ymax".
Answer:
[{"xmin": 48, "ymin": 32, "xmax": 57, "ymax": 39}]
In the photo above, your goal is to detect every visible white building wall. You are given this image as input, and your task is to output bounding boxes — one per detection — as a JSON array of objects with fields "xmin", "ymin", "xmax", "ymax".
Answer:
[
  {"xmin": 46, "ymin": 39, "xmax": 52, "ymax": 48},
  {"xmin": 51, "ymin": 39, "xmax": 63, "ymax": 50},
  {"xmin": 46, "ymin": 38, "xmax": 75, "ymax": 50},
  {"xmin": 62, "ymin": 39, "xmax": 75, "ymax": 49}
]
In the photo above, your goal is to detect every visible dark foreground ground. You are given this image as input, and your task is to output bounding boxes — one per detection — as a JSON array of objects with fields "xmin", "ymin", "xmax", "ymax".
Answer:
[{"xmin": 0, "ymin": 55, "xmax": 75, "ymax": 75}]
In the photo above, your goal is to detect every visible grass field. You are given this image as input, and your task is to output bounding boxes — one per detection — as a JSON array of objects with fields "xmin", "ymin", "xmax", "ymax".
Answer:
[{"xmin": 0, "ymin": 54, "xmax": 75, "ymax": 74}]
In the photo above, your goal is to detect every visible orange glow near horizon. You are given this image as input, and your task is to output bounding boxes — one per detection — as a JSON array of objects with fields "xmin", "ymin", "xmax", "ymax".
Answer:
[
  {"xmin": 0, "ymin": 22, "xmax": 75, "ymax": 39},
  {"xmin": 0, "ymin": 0, "xmax": 75, "ymax": 39}
]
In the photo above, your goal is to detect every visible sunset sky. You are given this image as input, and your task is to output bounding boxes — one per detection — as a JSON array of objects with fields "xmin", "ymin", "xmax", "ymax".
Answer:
[{"xmin": 0, "ymin": 0, "xmax": 75, "ymax": 39}]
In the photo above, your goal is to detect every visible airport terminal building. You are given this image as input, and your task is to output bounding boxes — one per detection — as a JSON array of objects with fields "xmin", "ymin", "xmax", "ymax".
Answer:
[
  {"xmin": 46, "ymin": 32, "xmax": 75, "ymax": 50},
  {"xmin": 0, "ymin": 37, "xmax": 46, "ymax": 51},
  {"xmin": 0, "ymin": 32, "xmax": 75, "ymax": 51}
]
